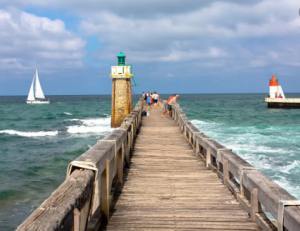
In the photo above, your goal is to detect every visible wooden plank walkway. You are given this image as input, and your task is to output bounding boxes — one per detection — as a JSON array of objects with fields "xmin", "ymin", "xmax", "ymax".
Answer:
[{"xmin": 102, "ymin": 107, "xmax": 261, "ymax": 230}]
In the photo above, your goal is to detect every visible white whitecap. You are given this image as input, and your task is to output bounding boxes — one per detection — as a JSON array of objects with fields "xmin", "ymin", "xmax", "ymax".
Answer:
[
  {"xmin": 279, "ymin": 160, "xmax": 300, "ymax": 174},
  {"xmin": 64, "ymin": 112, "xmax": 72, "ymax": 115},
  {"xmin": 274, "ymin": 175, "xmax": 300, "ymax": 199},
  {"xmin": 67, "ymin": 117, "xmax": 113, "ymax": 134},
  {"xmin": 65, "ymin": 119, "xmax": 80, "ymax": 121},
  {"xmin": 0, "ymin": 130, "xmax": 58, "ymax": 137},
  {"xmin": 191, "ymin": 119, "xmax": 219, "ymax": 126},
  {"xmin": 68, "ymin": 126, "xmax": 113, "ymax": 134},
  {"xmin": 81, "ymin": 117, "xmax": 111, "ymax": 126}
]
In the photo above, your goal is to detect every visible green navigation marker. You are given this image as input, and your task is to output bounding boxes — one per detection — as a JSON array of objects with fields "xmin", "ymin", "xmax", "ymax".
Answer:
[{"xmin": 117, "ymin": 51, "xmax": 126, "ymax": 66}]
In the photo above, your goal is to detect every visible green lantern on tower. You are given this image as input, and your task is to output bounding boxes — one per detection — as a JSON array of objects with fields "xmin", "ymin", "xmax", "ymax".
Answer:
[{"xmin": 117, "ymin": 51, "xmax": 126, "ymax": 66}]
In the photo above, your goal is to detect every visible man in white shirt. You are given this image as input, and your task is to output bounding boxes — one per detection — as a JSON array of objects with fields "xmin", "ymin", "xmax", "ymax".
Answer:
[{"xmin": 152, "ymin": 91, "xmax": 159, "ymax": 107}]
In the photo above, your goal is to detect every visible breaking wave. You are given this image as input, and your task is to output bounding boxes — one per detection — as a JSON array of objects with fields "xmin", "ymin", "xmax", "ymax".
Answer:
[
  {"xmin": 0, "ymin": 130, "xmax": 58, "ymax": 137},
  {"xmin": 67, "ymin": 117, "xmax": 113, "ymax": 134},
  {"xmin": 191, "ymin": 118, "xmax": 300, "ymax": 200}
]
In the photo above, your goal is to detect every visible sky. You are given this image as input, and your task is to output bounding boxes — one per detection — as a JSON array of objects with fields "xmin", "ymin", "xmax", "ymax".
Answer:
[{"xmin": 0, "ymin": 0, "xmax": 300, "ymax": 95}]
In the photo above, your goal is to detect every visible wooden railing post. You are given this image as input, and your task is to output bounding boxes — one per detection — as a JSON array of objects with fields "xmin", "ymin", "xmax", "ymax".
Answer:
[
  {"xmin": 117, "ymin": 143, "xmax": 124, "ymax": 187},
  {"xmin": 189, "ymin": 132, "xmax": 192, "ymax": 144},
  {"xmin": 180, "ymin": 118, "xmax": 183, "ymax": 132},
  {"xmin": 251, "ymin": 188, "xmax": 261, "ymax": 222},
  {"xmin": 196, "ymin": 140, "xmax": 200, "ymax": 156},
  {"xmin": 223, "ymin": 160, "xmax": 229, "ymax": 185},
  {"xmin": 100, "ymin": 160, "xmax": 110, "ymax": 221},
  {"xmin": 206, "ymin": 147, "xmax": 211, "ymax": 168},
  {"xmin": 134, "ymin": 118, "xmax": 137, "ymax": 137},
  {"xmin": 135, "ymin": 117, "xmax": 138, "ymax": 132},
  {"xmin": 130, "ymin": 128, "xmax": 134, "ymax": 152},
  {"xmin": 126, "ymin": 131, "xmax": 131, "ymax": 162},
  {"xmin": 74, "ymin": 197, "xmax": 91, "ymax": 231},
  {"xmin": 108, "ymin": 156, "xmax": 116, "ymax": 192}
]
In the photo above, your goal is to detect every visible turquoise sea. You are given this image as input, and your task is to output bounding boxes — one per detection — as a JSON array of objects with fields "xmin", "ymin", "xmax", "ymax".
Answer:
[{"xmin": 1, "ymin": 94, "xmax": 300, "ymax": 230}]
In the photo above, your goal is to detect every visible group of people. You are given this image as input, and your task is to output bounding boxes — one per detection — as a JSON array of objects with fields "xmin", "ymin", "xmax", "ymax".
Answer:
[
  {"xmin": 142, "ymin": 92, "xmax": 180, "ymax": 118},
  {"xmin": 142, "ymin": 92, "xmax": 160, "ymax": 108},
  {"xmin": 268, "ymin": 93, "xmax": 283, "ymax": 98}
]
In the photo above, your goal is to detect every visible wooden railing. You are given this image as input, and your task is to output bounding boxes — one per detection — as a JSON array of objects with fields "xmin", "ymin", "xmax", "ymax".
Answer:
[
  {"xmin": 18, "ymin": 98, "xmax": 300, "ymax": 231},
  {"xmin": 17, "ymin": 101, "xmax": 143, "ymax": 231},
  {"xmin": 158, "ymin": 99, "xmax": 300, "ymax": 231}
]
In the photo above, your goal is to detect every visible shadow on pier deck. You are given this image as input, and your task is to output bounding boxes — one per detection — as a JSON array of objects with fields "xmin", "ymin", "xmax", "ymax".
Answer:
[{"xmin": 101, "ymin": 107, "xmax": 260, "ymax": 230}]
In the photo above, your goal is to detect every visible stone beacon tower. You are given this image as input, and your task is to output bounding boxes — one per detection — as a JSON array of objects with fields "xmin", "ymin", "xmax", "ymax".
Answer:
[{"xmin": 110, "ymin": 51, "xmax": 133, "ymax": 128}]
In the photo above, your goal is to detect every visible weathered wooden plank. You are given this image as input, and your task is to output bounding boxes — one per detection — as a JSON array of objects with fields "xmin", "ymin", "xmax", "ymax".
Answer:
[{"xmin": 102, "ymin": 107, "xmax": 260, "ymax": 231}]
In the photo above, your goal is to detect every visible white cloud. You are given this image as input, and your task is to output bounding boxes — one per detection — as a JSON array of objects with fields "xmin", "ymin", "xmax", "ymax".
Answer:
[
  {"xmin": 1, "ymin": 0, "xmax": 300, "ymax": 79},
  {"xmin": 0, "ymin": 9, "xmax": 86, "ymax": 73},
  {"xmin": 156, "ymin": 48, "xmax": 227, "ymax": 62},
  {"xmin": 72, "ymin": 0, "xmax": 300, "ymax": 69}
]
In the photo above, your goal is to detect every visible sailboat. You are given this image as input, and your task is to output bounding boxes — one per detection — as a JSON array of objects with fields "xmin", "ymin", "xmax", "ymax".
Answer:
[{"xmin": 26, "ymin": 69, "xmax": 50, "ymax": 104}]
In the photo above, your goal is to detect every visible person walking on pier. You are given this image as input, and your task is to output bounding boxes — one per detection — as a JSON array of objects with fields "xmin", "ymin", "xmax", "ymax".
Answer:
[
  {"xmin": 142, "ymin": 92, "xmax": 145, "ymax": 104},
  {"xmin": 153, "ymin": 91, "xmax": 158, "ymax": 108},
  {"xmin": 143, "ymin": 92, "xmax": 147, "ymax": 105},
  {"xmin": 147, "ymin": 93, "xmax": 152, "ymax": 109},
  {"xmin": 150, "ymin": 92, "xmax": 153, "ymax": 108},
  {"xmin": 161, "ymin": 94, "xmax": 176, "ymax": 118},
  {"xmin": 167, "ymin": 94, "xmax": 179, "ymax": 118}
]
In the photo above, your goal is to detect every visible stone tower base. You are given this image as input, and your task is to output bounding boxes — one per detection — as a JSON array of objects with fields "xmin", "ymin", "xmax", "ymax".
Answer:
[{"xmin": 111, "ymin": 78, "xmax": 132, "ymax": 128}]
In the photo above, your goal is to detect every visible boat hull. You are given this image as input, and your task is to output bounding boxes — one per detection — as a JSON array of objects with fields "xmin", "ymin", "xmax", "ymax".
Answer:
[{"xmin": 26, "ymin": 100, "xmax": 50, "ymax": 104}]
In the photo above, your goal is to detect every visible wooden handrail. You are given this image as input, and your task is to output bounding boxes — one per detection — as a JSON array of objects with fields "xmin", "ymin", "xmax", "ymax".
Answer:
[
  {"xmin": 17, "ymin": 169, "xmax": 95, "ymax": 231},
  {"xmin": 158, "ymin": 99, "xmax": 300, "ymax": 231},
  {"xmin": 17, "ymin": 101, "xmax": 143, "ymax": 231},
  {"xmin": 18, "ymin": 98, "xmax": 300, "ymax": 231}
]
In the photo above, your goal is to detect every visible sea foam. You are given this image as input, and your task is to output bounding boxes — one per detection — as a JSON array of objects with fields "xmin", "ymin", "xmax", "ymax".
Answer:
[
  {"xmin": 279, "ymin": 160, "xmax": 300, "ymax": 174},
  {"xmin": 191, "ymin": 118, "xmax": 300, "ymax": 200},
  {"xmin": 67, "ymin": 117, "xmax": 113, "ymax": 134},
  {"xmin": 0, "ymin": 130, "xmax": 58, "ymax": 137},
  {"xmin": 274, "ymin": 175, "xmax": 300, "ymax": 200}
]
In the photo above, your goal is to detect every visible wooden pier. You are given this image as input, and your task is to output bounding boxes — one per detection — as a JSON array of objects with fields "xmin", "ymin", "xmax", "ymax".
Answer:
[
  {"xmin": 18, "ymin": 100, "xmax": 300, "ymax": 231},
  {"xmin": 103, "ymin": 107, "xmax": 260, "ymax": 230}
]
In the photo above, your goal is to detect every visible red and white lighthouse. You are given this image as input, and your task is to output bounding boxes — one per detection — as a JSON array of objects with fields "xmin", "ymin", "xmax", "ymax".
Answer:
[{"xmin": 269, "ymin": 75, "xmax": 285, "ymax": 98}]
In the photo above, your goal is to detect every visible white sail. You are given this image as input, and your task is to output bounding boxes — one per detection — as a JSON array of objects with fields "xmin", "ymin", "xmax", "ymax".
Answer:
[
  {"xmin": 35, "ymin": 69, "xmax": 46, "ymax": 99},
  {"xmin": 27, "ymin": 77, "xmax": 35, "ymax": 101}
]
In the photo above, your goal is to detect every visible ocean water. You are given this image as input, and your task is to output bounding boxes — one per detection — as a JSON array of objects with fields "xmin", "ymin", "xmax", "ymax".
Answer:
[
  {"xmin": 1, "ymin": 94, "xmax": 300, "ymax": 230},
  {"xmin": 0, "ymin": 95, "xmax": 134, "ymax": 230},
  {"xmin": 179, "ymin": 93, "xmax": 300, "ymax": 201}
]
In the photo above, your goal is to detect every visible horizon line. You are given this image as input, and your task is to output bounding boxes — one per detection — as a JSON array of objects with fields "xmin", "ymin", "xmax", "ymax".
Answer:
[{"xmin": 1, "ymin": 92, "xmax": 300, "ymax": 97}]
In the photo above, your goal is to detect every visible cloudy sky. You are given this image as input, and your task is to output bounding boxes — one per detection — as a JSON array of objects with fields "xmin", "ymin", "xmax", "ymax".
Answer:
[{"xmin": 0, "ymin": 0, "xmax": 299, "ymax": 95}]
